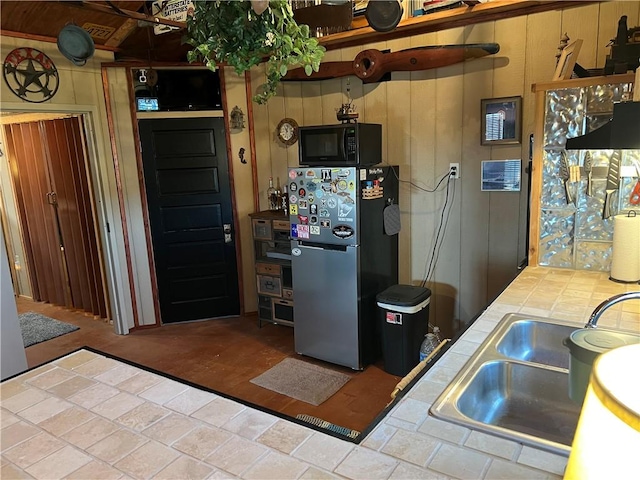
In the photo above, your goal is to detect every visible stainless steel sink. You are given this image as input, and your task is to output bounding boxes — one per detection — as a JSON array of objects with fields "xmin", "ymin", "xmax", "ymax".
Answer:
[
  {"xmin": 496, "ymin": 319, "xmax": 575, "ymax": 369},
  {"xmin": 456, "ymin": 361, "xmax": 581, "ymax": 447},
  {"xmin": 430, "ymin": 313, "xmax": 581, "ymax": 456}
]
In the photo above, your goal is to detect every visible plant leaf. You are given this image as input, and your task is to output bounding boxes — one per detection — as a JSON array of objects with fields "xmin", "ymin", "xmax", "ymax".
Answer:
[{"xmin": 185, "ymin": 0, "xmax": 325, "ymax": 104}]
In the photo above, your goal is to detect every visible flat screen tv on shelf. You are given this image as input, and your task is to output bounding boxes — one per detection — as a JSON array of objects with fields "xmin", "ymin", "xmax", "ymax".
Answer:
[{"xmin": 135, "ymin": 69, "xmax": 222, "ymax": 112}]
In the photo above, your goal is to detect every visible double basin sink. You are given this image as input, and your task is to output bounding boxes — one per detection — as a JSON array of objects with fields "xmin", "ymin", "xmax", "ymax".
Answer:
[{"xmin": 430, "ymin": 313, "xmax": 582, "ymax": 456}]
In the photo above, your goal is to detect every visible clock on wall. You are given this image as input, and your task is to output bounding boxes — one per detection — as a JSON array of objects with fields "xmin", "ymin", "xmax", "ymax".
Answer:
[{"xmin": 277, "ymin": 117, "xmax": 299, "ymax": 146}]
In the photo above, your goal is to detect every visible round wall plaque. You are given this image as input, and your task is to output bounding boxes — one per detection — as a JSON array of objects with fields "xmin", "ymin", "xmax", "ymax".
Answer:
[{"xmin": 3, "ymin": 48, "xmax": 59, "ymax": 103}]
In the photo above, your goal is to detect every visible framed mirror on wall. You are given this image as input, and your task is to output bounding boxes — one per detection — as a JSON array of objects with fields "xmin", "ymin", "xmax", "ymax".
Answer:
[{"xmin": 481, "ymin": 96, "xmax": 522, "ymax": 145}]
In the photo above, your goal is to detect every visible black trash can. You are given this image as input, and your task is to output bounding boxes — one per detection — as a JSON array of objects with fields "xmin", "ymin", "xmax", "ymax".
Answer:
[{"xmin": 376, "ymin": 285, "xmax": 431, "ymax": 376}]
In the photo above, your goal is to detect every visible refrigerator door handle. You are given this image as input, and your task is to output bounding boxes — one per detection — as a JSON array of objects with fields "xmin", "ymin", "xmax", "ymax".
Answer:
[
  {"xmin": 298, "ymin": 244, "xmax": 324, "ymax": 250},
  {"xmin": 297, "ymin": 241, "xmax": 349, "ymax": 252},
  {"xmin": 292, "ymin": 240, "xmax": 322, "ymax": 250}
]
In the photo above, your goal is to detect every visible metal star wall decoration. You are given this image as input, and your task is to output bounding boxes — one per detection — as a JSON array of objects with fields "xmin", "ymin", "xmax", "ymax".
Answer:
[{"xmin": 3, "ymin": 48, "xmax": 59, "ymax": 103}]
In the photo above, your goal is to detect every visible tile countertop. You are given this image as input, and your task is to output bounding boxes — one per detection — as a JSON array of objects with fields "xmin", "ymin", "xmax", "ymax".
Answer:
[{"xmin": 1, "ymin": 266, "xmax": 639, "ymax": 480}]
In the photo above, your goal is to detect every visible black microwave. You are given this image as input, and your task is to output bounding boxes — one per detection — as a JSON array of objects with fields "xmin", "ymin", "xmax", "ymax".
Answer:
[{"xmin": 298, "ymin": 123, "xmax": 382, "ymax": 166}]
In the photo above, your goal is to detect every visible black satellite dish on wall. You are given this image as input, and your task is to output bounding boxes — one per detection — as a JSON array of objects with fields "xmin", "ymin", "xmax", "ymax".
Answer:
[{"xmin": 365, "ymin": 0, "xmax": 404, "ymax": 33}]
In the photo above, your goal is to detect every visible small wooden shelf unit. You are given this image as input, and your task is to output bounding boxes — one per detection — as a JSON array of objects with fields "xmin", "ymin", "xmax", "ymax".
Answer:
[{"xmin": 250, "ymin": 210, "xmax": 294, "ymax": 328}]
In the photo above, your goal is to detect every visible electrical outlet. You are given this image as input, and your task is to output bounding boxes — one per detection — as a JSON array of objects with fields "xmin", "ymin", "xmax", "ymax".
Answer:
[{"xmin": 450, "ymin": 163, "xmax": 460, "ymax": 179}]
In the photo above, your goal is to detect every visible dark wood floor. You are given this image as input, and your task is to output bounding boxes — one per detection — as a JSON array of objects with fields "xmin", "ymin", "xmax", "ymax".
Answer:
[{"xmin": 16, "ymin": 297, "xmax": 402, "ymax": 434}]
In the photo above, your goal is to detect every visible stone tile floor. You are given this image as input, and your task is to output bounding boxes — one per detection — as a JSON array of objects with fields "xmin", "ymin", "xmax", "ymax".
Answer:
[{"xmin": 2, "ymin": 267, "xmax": 638, "ymax": 479}]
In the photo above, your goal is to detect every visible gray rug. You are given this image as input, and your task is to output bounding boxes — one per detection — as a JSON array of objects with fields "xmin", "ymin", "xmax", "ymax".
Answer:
[
  {"xmin": 250, "ymin": 358, "xmax": 351, "ymax": 406},
  {"xmin": 19, "ymin": 312, "xmax": 79, "ymax": 347}
]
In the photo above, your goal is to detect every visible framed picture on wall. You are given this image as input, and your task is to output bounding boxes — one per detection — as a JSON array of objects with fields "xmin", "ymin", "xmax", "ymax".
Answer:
[
  {"xmin": 481, "ymin": 159, "xmax": 522, "ymax": 192},
  {"xmin": 481, "ymin": 96, "xmax": 522, "ymax": 146},
  {"xmin": 552, "ymin": 39, "xmax": 583, "ymax": 81}
]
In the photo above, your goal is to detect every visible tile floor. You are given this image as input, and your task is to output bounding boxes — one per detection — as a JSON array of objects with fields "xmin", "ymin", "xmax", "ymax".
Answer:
[{"xmin": 2, "ymin": 266, "xmax": 639, "ymax": 479}]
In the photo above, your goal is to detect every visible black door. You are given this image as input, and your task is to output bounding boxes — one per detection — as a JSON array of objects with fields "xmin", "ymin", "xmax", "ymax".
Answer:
[{"xmin": 139, "ymin": 118, "xmax": 240, "ymax": 323}]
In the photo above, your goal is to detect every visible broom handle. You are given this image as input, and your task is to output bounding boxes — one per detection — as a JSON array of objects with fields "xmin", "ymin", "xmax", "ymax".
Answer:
[{"xmin": 390, "ymin": 339, "xmax": 450, "ymax": 401}]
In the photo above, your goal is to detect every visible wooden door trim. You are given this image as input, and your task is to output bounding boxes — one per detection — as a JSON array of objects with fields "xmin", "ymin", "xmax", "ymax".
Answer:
[
  {"xmin": 101, "ymin": 67, "xmax": 141, "ymax": 329},
  {"xmin": 125, "ymin": 68, "xmax": 162, "ymax": 328},
  {"xmin": 219, "ymin": 68, "xmax": 245, "ymax": 316},
  {"xmin": 244, "ymin": 71, "xmax": 260, "ymax": 214}
]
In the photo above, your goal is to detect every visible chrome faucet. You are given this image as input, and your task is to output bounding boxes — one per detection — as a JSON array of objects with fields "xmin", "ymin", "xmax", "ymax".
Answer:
[{"xmin": 585, "ymin": 291, "xmax": 640, "ymax": 328}]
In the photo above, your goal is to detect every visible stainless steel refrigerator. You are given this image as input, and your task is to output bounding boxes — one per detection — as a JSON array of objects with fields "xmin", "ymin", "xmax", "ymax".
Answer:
[{"xmin": 288, "ymin": 165, "xmax": 398, "ymax": 369}]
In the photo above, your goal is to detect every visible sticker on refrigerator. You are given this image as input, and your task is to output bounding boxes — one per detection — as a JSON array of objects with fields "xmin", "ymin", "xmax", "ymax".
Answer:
[
  {"xmin": 299, "ymin": 200, "xmax": 307, "ymax": 209},
  {"xmin": 291, "ymin": 224, "xmax": 298, "ymax": 237},
  {"xmin": 305, "ymin": 170, "xmax": 316, "ymax": 178},
  {"xmin": 337, "ymin": 169, "xmax": 350, "ymax": 178},
  {"xmin": 386, "ymin": 312, "xmax": 402, "ymax": 325},
  {"xmin": 310, "ymin": 225, "xmax": 320, "ymax": 235},
  {"xmin": 289, "ymin": 182, "xmax": 297, "ymax": 192},
  {"xmin": 297, "ymin": 215, "xmax": 308, "ymax": 225},
  {"xmin": 298, "ymin": 188, "xmax": 306, "ymax": 197},
  {"xmin": 298, "ymin": 225, "xmax": 310, "ymax": 239},
  {"xmin": 337, "ymin": 179, "xmax": 347, "ymax": 191},
  {"xmin": 322, "ymin": 169, "xmax": 331, "ymax": 181},
  {"xmin": 308, "ymin": 195, "xmax": 314, "ymax": 204},
  {"xmin": 360, "ymin": 169, "xmax": 367, "ymax": 181},
  {"xmin": 320, "ymin": 219, "xmax": 331, "ymax": 228},
  {"xmin": 319, "ymin": 209, "xmax": 330, "ymax": 217},
  {"xmin": 310, "ymin": 216, "xmax": 317, "ymax": 224},
  {"xmin": 306, "ymin": 181, "xmax": 317, "ymax": 192},
  {"xmin": 289, "ymin": 170, "xmax": 297, "ymax": 180},
  {"xmin": 289, "ymin": 194, "xmax": 298, "ymax": 204},
  {"xmin": 332, "ymin": 225, "xmax": 354, "ymax": 239},
  {"xmin": 290, "ymin": 204, "xmax": 298, "ymax": 215},
  {"xmin": 310, "ymin": 204, "xmax": 318, "ymax": 215},
  {"xmin": 338, "ymin": 203, "xmax": 353, "ymax": 218},
  {"xmin": 326, "ymin": 198, "xmax": 337, "ymax": 209},
  {"xmin": 338, "ymin": 192, "xmax": 355, "ymax": 204},
  {"xmin": 315, "ymin": 189, "xmax": 323, "ymax": 199}
]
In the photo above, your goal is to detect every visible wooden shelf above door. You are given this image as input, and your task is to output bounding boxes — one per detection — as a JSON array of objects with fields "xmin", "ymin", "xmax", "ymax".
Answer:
[{"xmin": 318, "ymin": 0, "xmax": 590, "ymax": 51}]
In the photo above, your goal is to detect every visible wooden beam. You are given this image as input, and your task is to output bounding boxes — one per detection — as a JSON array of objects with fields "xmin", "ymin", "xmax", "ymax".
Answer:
[
  {"xmin": 105, "ymin": 18, "xmax": 138, "ymax": 47},
  {"xmin": 532, "ymin": 73, "xmax": 635, "ymax": 93},
  {"xmin": 0, "ymin": 29, "xmax": 119, "ymax": 52},
  {"xmin": 69, "ymin": 1, "xmax": 186, "ymax": 29}
]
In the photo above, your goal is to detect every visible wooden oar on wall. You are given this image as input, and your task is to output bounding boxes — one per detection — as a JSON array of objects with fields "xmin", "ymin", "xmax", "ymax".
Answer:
[{"xmin": 283, "ymin": 43, "xmax": 500, "ymax": 84}]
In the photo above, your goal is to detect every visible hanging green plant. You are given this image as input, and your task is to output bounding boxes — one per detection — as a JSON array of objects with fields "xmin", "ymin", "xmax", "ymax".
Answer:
[{"xmin": 185, "ymin": 0, "xmax": 326, "ymax": 104}]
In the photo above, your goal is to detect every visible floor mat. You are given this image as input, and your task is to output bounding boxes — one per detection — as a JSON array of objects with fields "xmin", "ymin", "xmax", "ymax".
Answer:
[
  {"xmin": 19, "ymin": 312, "xmax": 79, "ymax": 347},
  {"xmin": 250, "ymin": 357, "xmax": 351, "ymax": 406}
]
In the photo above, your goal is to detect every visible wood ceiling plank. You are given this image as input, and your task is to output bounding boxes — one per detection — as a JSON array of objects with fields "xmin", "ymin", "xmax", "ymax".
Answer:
[{"xmin": 105, "ymin": 17, "xmax": 138, "ymax": 47}]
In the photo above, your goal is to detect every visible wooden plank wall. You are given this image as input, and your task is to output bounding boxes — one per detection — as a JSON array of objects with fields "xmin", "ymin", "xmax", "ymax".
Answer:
[{"xmin": 249, "ymin": 2, "xmax": 640, "ymax": 336}]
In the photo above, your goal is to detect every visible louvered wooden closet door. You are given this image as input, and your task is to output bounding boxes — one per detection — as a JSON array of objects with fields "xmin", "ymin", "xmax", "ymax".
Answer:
[
  {"xmin": 4, "ymin": 118, "xmax": 107, "ymax": 318},
  {"xmin": 4, "ymin": 122, "xmax": 67, "ymax": 306},
  {"xmin": 42, "ymin": 117, "xmax": 107, "ymax": 318}
]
